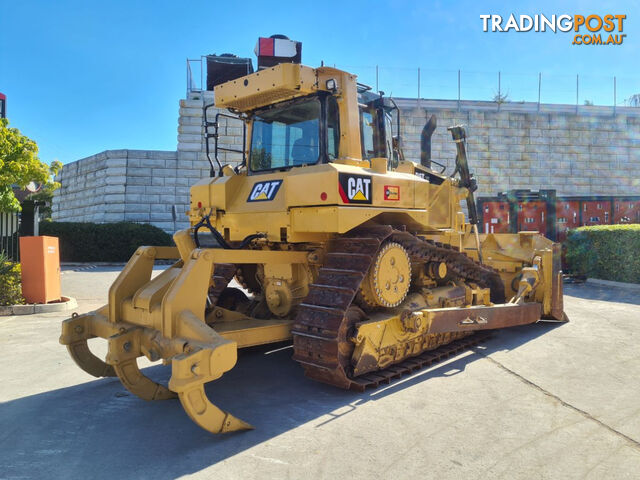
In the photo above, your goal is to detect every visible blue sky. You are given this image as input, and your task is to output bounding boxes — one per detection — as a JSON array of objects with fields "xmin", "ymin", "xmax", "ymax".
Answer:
[{"xmin": 1, "ymin": 0, "xmax": 638, "ymax": 165}]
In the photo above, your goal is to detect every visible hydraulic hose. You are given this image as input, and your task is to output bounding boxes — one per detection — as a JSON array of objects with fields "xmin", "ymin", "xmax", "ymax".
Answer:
[{"xmin": 193, "ymin": 214, "xmax": 265, "ymax": 249}]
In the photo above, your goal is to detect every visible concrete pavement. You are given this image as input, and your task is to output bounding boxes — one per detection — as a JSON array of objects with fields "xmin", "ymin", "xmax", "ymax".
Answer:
[{"xmin": 1, "ymin": 267, "xmax": 639, "ymax": 479}]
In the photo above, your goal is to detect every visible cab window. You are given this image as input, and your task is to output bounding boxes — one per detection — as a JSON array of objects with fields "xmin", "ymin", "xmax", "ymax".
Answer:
[
  {"xmin": 361, "ymin": 110, "xmax": 375, "ymax": 160},
  {"xmin": 250, "ymin": 98, "xmax": 320, "ymax": 171},
  {"xmin": 327, "ymin": 96, "xmax": 340, "ymax": 160}
]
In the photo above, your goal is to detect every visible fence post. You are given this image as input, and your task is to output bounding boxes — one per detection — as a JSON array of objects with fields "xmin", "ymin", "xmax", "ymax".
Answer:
[
  {"xmin": 576, "ymin": 74, "xmax": 579, "ymax": 114},
  {"xmin": 376, "ymin": 65, "xmax": 379, "ymax": 92},
  {"xmin": 457, "ymin": 69, "xmax": 461, "ymax": 111},
  {"xmin": 538, "ymin": 73, "xmax": 541, "ymax": 112},
  {"xmin": 498, "ymin": 71, "xmax": 501, "ymax": 111},
  {"xmin": 613, "ymin": 76, "xmax": 617, "ymax": 115},
  {"xmin": 417, "ymin": 67, "xmax": 421, "ymax": 100}
]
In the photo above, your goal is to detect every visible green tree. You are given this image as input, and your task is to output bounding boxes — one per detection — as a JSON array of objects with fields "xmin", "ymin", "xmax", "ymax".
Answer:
[{"xmin": 0, "ymin": 118, "xmax": 62, "ymax": 212}]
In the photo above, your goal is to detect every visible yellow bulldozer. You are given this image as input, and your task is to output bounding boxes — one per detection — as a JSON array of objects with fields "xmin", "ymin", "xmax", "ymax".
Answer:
[{"xmin": 60, "ymin": 38, "xmax": 566, "ymax": 434}]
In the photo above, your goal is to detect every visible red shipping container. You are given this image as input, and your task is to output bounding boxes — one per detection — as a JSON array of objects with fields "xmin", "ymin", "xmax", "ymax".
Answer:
[
  {"xmin": 556, "ymin": 200, "xmax": 580, "ymax": 242},
  {"xmin": 582, "ymin": 200, "xmax": 611, "ymax": 226},
  {"xmin": 613, "ymin": 199, "xmax": 640, "ymax": 224},
  {"xmin": 482, "ymin": 201, "xmax": 510, "ymax": 234},
  {"xmin": 517, "ymin": 201, "xmax": 547, "ymax": 235}
]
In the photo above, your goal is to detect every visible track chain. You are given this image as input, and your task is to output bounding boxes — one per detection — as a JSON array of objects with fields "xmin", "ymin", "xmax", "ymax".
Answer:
[{"xmin": 291, "ymin": 226, "xmax": 504, "ymax": 390}]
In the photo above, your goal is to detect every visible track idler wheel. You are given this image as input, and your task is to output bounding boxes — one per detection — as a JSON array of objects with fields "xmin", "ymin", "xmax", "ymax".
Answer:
[{"xmin": 359, "ymin": 241, "xmax": 412, "ymax": 309}]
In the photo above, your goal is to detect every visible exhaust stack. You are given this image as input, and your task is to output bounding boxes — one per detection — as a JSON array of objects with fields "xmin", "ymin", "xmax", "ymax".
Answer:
[{"xmin": 420, "ymin": 114, "xmax": 437, "ymax": 169}]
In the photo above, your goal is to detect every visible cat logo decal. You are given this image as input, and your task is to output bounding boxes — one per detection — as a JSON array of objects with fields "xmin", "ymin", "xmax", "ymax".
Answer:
[
  {"xmin": 247, "ymin": 180, "xmax": 283, "ymax": 202},
  {"xmin": 338, "ymin": 173, "xmax": 372, "ymax": 204}
]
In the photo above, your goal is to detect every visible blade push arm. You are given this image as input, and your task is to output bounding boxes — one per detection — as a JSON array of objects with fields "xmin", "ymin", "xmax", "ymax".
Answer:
[{"xmin": 448, "ymin": 125, "xmax": 479, "ymax": 226}]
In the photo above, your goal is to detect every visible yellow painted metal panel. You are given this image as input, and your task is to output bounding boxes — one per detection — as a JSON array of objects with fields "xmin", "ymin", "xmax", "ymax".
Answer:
[
  {"xmin": 214, "ymin": 319, "xmax": 293, "ymax": 348},
  {"xmin": 215, "ymin": 64, "xmax": 318, "ymax": 111}
]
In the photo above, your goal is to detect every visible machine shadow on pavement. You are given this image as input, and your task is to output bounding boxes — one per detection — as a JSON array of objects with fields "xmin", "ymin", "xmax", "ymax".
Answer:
[{"xmin": 0, "ymin": 322, "xmax": 560, "ymax": 479}]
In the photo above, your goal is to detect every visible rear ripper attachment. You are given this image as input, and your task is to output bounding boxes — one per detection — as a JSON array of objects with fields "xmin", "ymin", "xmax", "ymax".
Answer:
[{"xmin": 60, "ymin": 244, "xmax": 255, "ymax": 433}]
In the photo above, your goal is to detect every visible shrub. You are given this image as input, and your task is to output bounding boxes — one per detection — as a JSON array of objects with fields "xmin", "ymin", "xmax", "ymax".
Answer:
[
  {"xmin": 39, "ymin": 222, "xmax": 174, "ymax": 262},
  {"xmin": 565, "ymin": 224, "xmax": 640, "ymax": 283},
  {"xmin": 0, "ymin": 252, "xmax": 24, "ymax": 305}
]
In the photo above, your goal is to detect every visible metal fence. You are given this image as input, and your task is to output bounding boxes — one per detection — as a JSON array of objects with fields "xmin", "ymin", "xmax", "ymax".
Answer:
[
  {"xmin": 0, "ymin": 211, "xmax": 20, "ymax": 261},
  {"xmin": 338, "ymin": 66, "xmax": 640, "ymax": 112},
  {"xmin": 187, "ymin": 57, "xmax": 640, "ymax": 111}
]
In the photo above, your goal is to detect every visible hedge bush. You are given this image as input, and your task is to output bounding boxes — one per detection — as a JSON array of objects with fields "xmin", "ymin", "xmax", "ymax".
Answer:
[
  {"xmin": 0, "ymin": 254, "xmax": 24, "ymax": 305},
  {"xmin": 565, "ymin": 224, "xmax": 640, "ymax": 283},
  {"xmin": 39, "ymin": 222, "xmax": 173, "ymax": 262}
]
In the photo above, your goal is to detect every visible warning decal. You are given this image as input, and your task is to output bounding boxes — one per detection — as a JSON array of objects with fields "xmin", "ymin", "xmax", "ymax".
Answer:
[{"xmin": 384, "ymin": 185, "xmax": 400, "ymax": 201}]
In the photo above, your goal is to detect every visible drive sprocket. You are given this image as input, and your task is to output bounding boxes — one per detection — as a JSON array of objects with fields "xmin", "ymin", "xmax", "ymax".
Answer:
[{"xmin": 358, "ymin": 241, "xmax": 412, "ymax": 309}]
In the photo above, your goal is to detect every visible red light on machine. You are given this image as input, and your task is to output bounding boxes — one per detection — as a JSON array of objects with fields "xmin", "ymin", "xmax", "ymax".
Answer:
[
  {"xmin": 0, "ymin": 93, "xmax": 6, "ymax": 119},
  {"xmin": 254, "ymin": 35, "xmax": 302, "ymax": 69},
  {"xmin": 320, "ymin": 192, "xmax": 327, "ymax": 201}
]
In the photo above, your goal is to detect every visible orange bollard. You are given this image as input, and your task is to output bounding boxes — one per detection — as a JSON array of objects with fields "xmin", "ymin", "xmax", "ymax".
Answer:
[{"xmin": 19, "ymin": 236, "xmax": 61, "ymax": 304}]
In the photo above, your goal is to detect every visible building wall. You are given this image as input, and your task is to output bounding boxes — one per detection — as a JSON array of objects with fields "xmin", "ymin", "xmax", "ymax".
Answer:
[
  {"xmin": 53, "ymin": 91, "xmax": 242, "ymax": 232},
  {"xmin": 395, "ymin": 99, "xmax": 640, "ymax": 198},
  {"xmin": 53, "ymin": 94, "xmax": 640, "ymax": 232},
  {"xmin": 52, "ymin": 149, "xmax": 185, "ymax": 231}
]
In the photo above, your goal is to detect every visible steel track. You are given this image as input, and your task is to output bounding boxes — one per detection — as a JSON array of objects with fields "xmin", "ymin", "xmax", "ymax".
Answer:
[{"xmin": 291, "ymin": 225, "xmax": 504, "ymax": 390}]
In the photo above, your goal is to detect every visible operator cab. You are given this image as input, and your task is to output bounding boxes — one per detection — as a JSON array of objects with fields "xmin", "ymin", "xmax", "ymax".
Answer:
[
  {"xmin": 207, "ymin": 35, "xmax": 404, "ymax": 176},
  {"xmin": 247, "ymin": 88, "xmax": 400, "ymax": 174},
  {"xmin": 249, "ymin": 93, "xmax": 340, "ymax": 172}
]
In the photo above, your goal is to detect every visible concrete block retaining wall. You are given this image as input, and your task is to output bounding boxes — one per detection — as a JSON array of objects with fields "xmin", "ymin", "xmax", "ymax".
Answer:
[
  {"xmin": 395, "ymin": 99, "xmax": 640, "ymax": 198},
  {"xmin": 53, "ymin": 93, "xmax": 640, "ymax": 232},
  {"xmin": 52, "ymin": 149, "xmax": 186, "ymax": 231}
]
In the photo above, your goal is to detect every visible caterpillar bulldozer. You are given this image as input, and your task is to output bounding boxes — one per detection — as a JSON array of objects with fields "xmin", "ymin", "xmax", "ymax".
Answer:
[{"xmin": 60, "ymin": 37, "xmax": 566, "ymax": 434}]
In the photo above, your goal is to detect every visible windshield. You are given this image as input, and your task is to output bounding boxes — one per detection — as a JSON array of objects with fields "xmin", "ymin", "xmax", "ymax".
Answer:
[{"xmin": 250, "ymin": 98, "xmax": 320, "ymax": 171}]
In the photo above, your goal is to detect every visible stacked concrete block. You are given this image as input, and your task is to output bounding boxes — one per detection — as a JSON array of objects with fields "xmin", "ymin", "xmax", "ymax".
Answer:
[
  {"xmin": 53, "ymin": 93, "xmax": 640, "ymax": 234},
  {"xmin": 396, "ymin": 99, "xmax": 640, "ymax": 199},
  {"xmin": 53, "ymin": 150, "xmax": 183, "ymax": 231},
  {"xmin": 52, "ymin": 150, "xmax": 124, "ymax": 223},
  {"xmin": 178, "ymin": 90, "xmax": 244, "ymax": 173}
]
